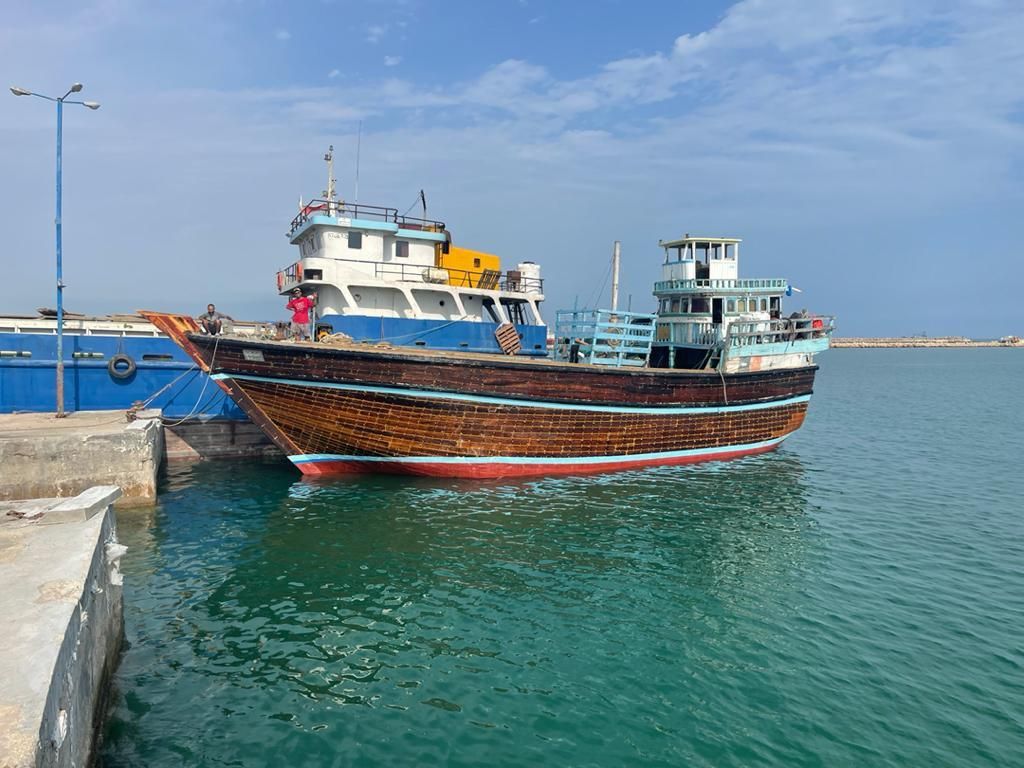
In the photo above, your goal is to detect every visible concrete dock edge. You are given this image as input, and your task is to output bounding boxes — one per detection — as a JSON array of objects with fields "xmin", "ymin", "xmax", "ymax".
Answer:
[
  {"xmin": 0, "ymin": 486, "xmax": 125, "ymax": 768},
  {"xmin": 0, "ymin": 411, "xmax": 163, "ymax": 506}
]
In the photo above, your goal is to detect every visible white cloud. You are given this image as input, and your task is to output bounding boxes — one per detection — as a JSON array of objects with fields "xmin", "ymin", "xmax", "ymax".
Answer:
[
  {"xmin": 383, "ymin": 56, "xmax": 401, "ymax": 67},
  {"xmin": 275, "ymin": 28, "xmax": 291, "ymax": 41},
  {"xmin": 328, "ymin": 68, "xmax": 341, "ymax": 79},
  {"xmin": 366, "ymin": 24, "xmax": 386, "ymax": 44}
]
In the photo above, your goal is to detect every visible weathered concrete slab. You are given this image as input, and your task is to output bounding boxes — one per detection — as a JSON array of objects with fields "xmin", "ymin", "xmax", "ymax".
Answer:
[
  {"xmin": 0, "ymin": 487, "xmax": 125, "ymax": 768},
  {"xmin": 165, "ymin": 418, "xmax": 282, "ymax": 462},
  {"xmin": 0, "ymin": 411, "xmax": 163, "ymax": 506}
]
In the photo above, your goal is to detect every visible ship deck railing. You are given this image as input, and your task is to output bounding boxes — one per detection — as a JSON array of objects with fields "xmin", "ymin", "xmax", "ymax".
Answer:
[
  {"xmin": 725, "ymin": 316, "xmax": 835, "ymax": 345},
  {"xmin": 280, "ymin": 257, "xmax": 543, "ymax": 295},
  {"xmin": 288, "ymin": 199, "xmax": 447, "ymax": 236},
  {"xmin": 654, "ymin": 278, "xmax": 789, "ymax": 293},
  {"xmin": 551, "ymin": 309, "xmax": 657, "ymax": 368}
]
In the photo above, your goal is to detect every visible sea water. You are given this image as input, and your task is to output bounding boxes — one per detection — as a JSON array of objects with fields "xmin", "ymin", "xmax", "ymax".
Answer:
[{"xmin": 100, "ymin": 349, "xmax": 1024, "ymax": 767}]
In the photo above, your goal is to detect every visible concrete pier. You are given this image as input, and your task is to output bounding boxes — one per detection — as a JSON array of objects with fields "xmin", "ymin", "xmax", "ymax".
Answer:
[
  {"xmin": 0, "ymin": 486, "xmax": 125, "ymax": 768},
  {"xmin": 0, "ymin": 411, "xmax": 163, "ymax": 506}
]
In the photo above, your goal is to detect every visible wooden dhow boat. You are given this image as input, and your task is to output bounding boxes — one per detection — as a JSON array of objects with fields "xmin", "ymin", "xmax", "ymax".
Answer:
[
  {"xmin": 143, "ymin": 230, "xmax": 833, "ymax": 478},
  {"xmin": 142, "ymin": 302, "xmax": 831, "ymax": 479}
]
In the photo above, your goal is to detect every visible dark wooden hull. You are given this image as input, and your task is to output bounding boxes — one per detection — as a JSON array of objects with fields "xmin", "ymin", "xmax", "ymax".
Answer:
[{"xmin": 181, "ymin": 334, "xmax": 816, "ymax": 478}]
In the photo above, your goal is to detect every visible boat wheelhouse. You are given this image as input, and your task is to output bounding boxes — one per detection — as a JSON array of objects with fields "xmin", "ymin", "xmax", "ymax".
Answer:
[
  {"xmin": 276, "ymin": 149, "xmax": 547, "ymax": 355},
  {"xmin": 650, "ymin": 235, "xmax": 832, "ymax": 372}
]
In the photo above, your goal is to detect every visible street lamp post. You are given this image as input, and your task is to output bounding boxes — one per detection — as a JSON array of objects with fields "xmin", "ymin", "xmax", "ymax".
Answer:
[{"xmin": 10, "ymin": 83, "xmax": 100, "ymax": 418}]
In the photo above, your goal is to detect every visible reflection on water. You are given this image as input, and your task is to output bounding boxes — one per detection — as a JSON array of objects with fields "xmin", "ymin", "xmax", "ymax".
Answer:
[{"xmin": 104, "ymin": 453, "xmax": 817, "ymax": 767}]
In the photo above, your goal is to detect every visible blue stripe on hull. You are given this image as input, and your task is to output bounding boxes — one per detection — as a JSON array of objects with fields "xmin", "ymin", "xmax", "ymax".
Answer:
[
  {"xmin": 213, "ymin": 372, "xmax": 812, "ymax": 415},
  {"xmin": 316, "ymin": 314, "xmax": 548, "ymax": 355}
]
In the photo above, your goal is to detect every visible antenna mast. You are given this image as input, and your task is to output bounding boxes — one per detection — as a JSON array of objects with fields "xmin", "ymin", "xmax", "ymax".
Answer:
[
  {"xmin": 354, "ymin": 121, "xmax": 362, "ymax": 205},
  {"xmin": 611, "ymin": 240, "xmax": 621, "ymax": 312},
  {"xmin": 323, "ymin": 145, "xmax": 336, "ymax": 214}
]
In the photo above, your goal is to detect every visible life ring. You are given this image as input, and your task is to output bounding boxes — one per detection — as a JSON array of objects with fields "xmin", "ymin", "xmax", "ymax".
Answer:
[
  {"xmin": 276, "ymin": 271, "xmax": 284, "ymax": 291},
  {"xmin": 296, "ymin": 262, "xmax": 304, "ymax": 281},
  {"xmin": 108, "ymin": 353, "xmax": 137, "ymax": 380}
]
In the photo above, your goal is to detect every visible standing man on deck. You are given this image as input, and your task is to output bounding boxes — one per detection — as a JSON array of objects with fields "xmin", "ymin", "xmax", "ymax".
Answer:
[{"xmin": 286, "ymin": 288, "xmax": 317, "ymax": 341}]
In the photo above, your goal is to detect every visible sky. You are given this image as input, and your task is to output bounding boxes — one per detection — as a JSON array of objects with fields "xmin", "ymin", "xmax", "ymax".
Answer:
[{"xmin": 2, "ymin": 0, "xmax": 1023, "ymax": 337}]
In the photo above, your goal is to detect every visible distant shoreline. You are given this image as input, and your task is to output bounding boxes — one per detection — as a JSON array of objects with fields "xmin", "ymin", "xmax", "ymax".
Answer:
[{"xmin": 833, "ymin": 337, "xmax": 1022, "ymax": 348}]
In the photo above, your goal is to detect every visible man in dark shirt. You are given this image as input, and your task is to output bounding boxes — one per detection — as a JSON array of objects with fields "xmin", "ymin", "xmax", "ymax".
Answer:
[{"xmin": 197, "ymin": 304, "xmax": 232, "ymax": 335}]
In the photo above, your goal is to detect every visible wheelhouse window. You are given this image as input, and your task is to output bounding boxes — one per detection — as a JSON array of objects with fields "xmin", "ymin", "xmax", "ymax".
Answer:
[
  {"xmin": 727, "ymin": 299, "xmax": 735, "ymax": 313},
  {"xmin": 691, "ymin": 297, "xmax": 709, "ymax": 313},
  {"xmin": 395, "ymin": 241, "xmax": 409, "ymax": 258},
  {"xmin": 348, "ymin": 231, "xmax": 362, "ymax": 249}
]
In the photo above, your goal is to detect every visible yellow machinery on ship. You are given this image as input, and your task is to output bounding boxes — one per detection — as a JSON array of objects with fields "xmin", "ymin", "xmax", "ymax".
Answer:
[{"xmin": 435, "ymin": 245, "xmax": 502, "ymax": 289}]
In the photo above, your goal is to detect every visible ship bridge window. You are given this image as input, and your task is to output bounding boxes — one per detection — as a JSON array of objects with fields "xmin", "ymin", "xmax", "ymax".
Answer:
[
  {"xmin": 760, "ymin": 298, "xmax": 768, "ymax": 312},
  {"xmin": 348, "ymin": 231, "xmax": 362, "ymax": 249},
  {"xmin": 670, "ymin": 299, "xmax": 680, "ymax": 313},
  {"xmin": 691, "ymin": 297, "xmax": 709, "ymax": 313},
  {"xmin": 396, "ymin": 241, "xmax": 409, "ymax": 258},
  {"xmin": 727, "ymin": 299, "xmax": 735, "ymax": 313}
]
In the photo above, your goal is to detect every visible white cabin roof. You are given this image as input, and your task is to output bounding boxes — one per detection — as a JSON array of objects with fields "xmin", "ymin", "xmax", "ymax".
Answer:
[{"xmin": 658, "ymin": 235, "xmax": 742, "ymax": 249}]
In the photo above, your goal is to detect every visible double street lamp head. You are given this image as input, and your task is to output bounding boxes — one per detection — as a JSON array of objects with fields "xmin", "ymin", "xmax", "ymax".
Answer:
[{"xmin": 10, "ymin": 83, "xmax": 100, "ymax": 108}]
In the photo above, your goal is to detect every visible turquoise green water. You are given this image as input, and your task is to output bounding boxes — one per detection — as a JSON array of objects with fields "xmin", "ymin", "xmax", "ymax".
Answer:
[{"xmin": 100, "ymin": 350, "xmax": 1024, "ymax": 767}]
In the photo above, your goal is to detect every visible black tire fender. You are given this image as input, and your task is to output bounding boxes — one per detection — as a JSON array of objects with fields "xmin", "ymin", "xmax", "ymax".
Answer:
[{"xmin": 108, "ymin": 352, "xmax": 137, "ymax": 380}]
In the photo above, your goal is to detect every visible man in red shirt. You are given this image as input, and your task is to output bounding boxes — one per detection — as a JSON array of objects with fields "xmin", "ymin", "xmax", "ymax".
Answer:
[{"xmin": 286, "ymin": 288, "xmax": 316, "ymax": 341}]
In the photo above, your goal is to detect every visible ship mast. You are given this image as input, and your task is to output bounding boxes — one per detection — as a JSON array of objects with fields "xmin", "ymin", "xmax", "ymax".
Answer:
[
  {"xmin": 323, "ymin": 145, "xmax": 337, "ymax": 215},
  {"xmin": 611, "ymin": 240, "xmax": 621, "ymax": 312}
]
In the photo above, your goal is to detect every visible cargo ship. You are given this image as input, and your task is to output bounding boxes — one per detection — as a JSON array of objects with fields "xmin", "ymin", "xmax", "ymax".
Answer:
[{"xmin": 275, "ymin": 146, "xmax": 546, "ymax": 354}]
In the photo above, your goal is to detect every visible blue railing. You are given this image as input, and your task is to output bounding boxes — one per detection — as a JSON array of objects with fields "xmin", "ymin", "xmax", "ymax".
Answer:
[
  {"xmin": 724, "ymin": 315, "xmax": 835, "ymax": 347},
  {"xmin": 288, "ymin": 199, "xmax": 446, "ymax": 236},
  {"xmin": 552, "ymin": 309, "xmax": 657, "ymax": 367},
  {"xmin": 654, "ymin": 278, "xmax": 788, "ymax": 293}
]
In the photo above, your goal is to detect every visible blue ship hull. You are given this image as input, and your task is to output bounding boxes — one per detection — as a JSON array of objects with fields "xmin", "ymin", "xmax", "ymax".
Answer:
[
  {"xmin": 0, "ymin": 316, "xmax": 548, "ymax": 416},
  {"xmin": 0, "ymin": 331, "xmax": 244, "ymax": 419},
  {"xmin": 317, "ymin": 314, "xmax": 548, "ymax": 355}
]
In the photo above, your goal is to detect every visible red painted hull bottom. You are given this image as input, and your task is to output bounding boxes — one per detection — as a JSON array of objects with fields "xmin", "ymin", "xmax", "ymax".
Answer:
[{"xmin": 291, "ymin": 440, "xmax": 783, "ymax": 479}]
